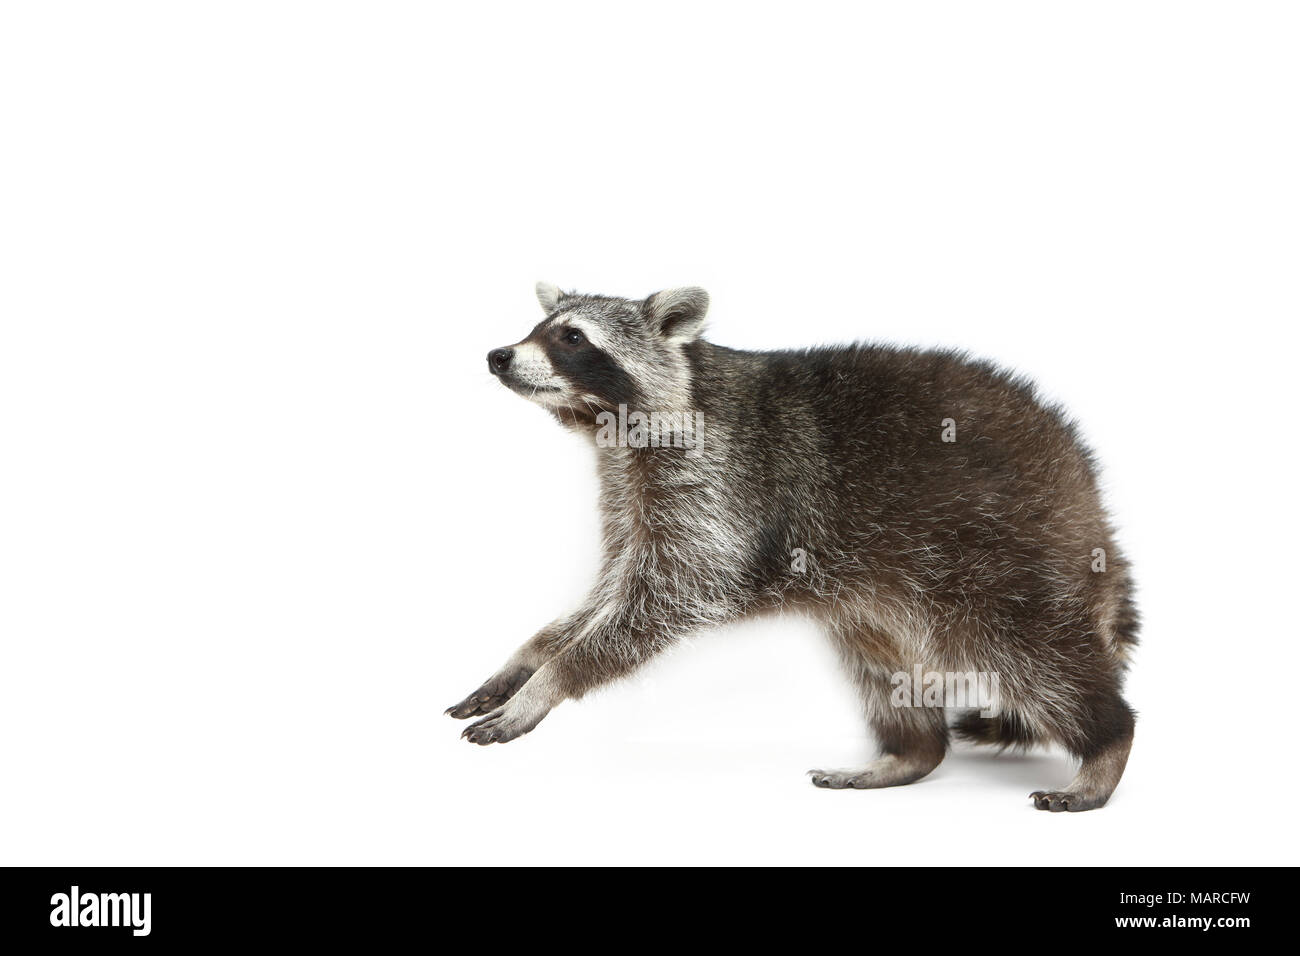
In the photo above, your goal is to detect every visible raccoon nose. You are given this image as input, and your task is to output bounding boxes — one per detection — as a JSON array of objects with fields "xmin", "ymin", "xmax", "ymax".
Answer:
[{"xmin": 487, "ymin": 348, "xmax": 514, "ymax": 374}]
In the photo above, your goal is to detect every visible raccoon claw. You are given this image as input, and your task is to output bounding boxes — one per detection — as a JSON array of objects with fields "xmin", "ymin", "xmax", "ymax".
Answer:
[{"xmin": 1030, "ymin": 789, "xmax": 1101, "ymax": 812}]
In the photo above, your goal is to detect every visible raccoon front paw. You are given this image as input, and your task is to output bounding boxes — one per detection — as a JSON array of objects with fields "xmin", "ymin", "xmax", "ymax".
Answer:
[
  {"xmin": 460, "ymin": 699, "xmax": 547, "ymax": 746},
  {"xmin": 445, "ymin": 667, "xmax": 534, "ymax": 719},
  {"xmin": 1029, "ymin": 789, "xmax": 1105, "ymax": 812}
]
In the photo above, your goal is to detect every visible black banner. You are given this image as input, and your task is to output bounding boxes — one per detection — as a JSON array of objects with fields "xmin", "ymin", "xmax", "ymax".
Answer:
[{"xmin": 0, "ymin": 866, "xmax": 1282, "ymax": 945}]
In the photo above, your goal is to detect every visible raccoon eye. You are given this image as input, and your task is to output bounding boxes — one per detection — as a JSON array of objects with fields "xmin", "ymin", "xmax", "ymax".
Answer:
[{"xmin": 563, "ymin": 328, "xmax": 585, "ymax": 345}]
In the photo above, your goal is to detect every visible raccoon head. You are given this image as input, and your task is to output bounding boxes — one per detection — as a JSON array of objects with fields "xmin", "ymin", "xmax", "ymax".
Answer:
[{"xmin": 486, "ymin": 282, "xmax": 709, "ymax": 423}]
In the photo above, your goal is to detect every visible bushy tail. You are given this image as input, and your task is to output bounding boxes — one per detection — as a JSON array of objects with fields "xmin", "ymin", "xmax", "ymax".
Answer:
[
  {"xmin": 1104, "ymin": 568, "xmax": 1140, "ymax": 673},
  {"xmin": 1112, "ymin": 572, "xmax": 1141, "ymax": 649},
  {"xmin": 952, "ymin": 711, "xmax": 1045, "ymax": 751}
]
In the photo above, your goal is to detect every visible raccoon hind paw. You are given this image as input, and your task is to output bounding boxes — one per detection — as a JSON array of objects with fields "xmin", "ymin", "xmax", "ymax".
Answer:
[{"xmin": 1029, "ymin": 789, "xmax": 1107, "ymax": 812}]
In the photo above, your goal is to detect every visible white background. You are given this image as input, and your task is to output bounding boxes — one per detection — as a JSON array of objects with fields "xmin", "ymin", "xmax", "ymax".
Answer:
[{"xmin": 2, "ymin": 2, "xmax": 1297, "ymax": 866}]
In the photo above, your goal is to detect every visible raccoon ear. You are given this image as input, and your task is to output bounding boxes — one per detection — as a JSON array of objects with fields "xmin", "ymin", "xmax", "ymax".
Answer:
[
  {"xmin": 535, "ymin": 281, "xmax": 565, "ymax": 313},
  {"xmin": 644, "ymin": 287, "xmax": 709, "ymax": 344}
]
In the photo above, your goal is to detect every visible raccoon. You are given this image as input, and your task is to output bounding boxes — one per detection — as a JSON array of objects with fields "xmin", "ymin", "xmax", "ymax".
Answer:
[{"xmin": 449, "ymin": 282, "xmax": 1138, "ymax": 812}]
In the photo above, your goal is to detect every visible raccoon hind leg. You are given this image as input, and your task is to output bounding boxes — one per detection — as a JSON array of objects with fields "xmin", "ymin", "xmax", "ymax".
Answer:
[
  {"xmin": 810, "ymin": 628, "xmax": 948, "ymax": 790},
  {"xmin": 1029, "ymin": 686, "xmax": 1135, "ymax": 812}
]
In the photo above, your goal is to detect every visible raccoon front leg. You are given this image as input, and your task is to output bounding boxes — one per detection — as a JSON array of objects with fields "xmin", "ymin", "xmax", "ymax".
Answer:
[
  {"xmin": 444, "ymin": 618, "xmax": 568, "ymax": 719},
  {"xmin": 461, "ymin": 614, "xmax": 682, "ymax": 746},
  {"xmin": 809, "ymin": 667, "xmax": 949, "ymax": 790}
]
